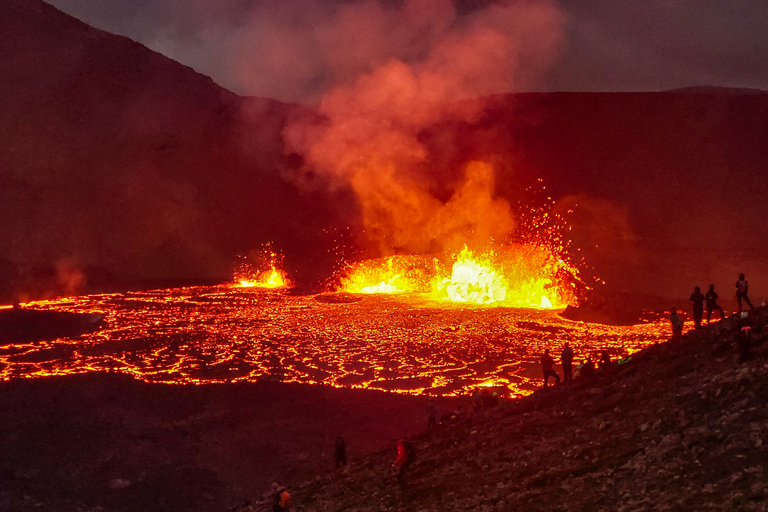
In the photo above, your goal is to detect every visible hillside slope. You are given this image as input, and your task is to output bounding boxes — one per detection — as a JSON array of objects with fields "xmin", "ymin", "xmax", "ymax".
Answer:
[
  {"xmin": 281, "ymin": 308, "xmax": 768, "ymax": 511},
  {"xmin": 0, "ymin": 0, "xmax": 348, "ymax": 301}
]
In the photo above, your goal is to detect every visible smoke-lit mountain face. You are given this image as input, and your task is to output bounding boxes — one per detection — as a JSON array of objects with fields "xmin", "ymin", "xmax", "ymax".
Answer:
[
  {"xmin": 0, "ymin": 0, "xmax": 356, "ymax": 301},
  {"xmin": 2, "ymin": 0, "xmax": 767, "ymax": 306}
]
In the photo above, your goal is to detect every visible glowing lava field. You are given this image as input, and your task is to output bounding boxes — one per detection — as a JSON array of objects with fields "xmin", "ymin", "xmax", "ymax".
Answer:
[{"xmin": 0, "ymin": 285, "xmax": 669, "ymax": 396}]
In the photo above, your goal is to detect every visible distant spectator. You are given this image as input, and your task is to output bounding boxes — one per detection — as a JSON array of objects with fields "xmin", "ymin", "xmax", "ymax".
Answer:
[
  {"xmin": 705, "ymin": 284, "xmax": 725, "ymax": 323},
  {"xmin": 561, "ymin": 342, "xmax": 574, "ymax": 382},
  {"xmin": 689, "ymin": 286, "xmax": 705, "ymax": 329},
  {"xmin": 670, "ymin": 307, "xmax": 683, "ymax": 341},
  {"xmin": 737, "ymin": 311, "xmax": 753, "ymax": 362},
  {"xmin": 426, "ymin": 398, "xmax": 437, "ymax": 429},
  {"xmin": 579, "ymin": 357, "xmax": 595, "ymax": 379},
  {"xmin": 598, "ymin": 350, "xmax": 612, "ymax": 371},
  {"xmin": 271, "ymin": 483, "xmax": 291, "ymax": 512},
  {"xmin": 736, "ymin": 273, "xmax": 755, "ymax": 313},
  {"xmin": 392, "ymin": 439, "xmax": 415, "ymax": 486},
  {"xmin": 541, "ymin": 349, "xmax": 560, "ymax": 387},
  {"xmin": 334, "ymin": 433, "xmax": 346, "ymax": 468},
  {"xmin": 471, "ymin": 388, "xmax": 483, "ymax": 411}
]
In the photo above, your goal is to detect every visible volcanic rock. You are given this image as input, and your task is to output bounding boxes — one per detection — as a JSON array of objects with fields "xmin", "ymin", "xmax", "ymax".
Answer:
[{"xmin": 272, "ymin": 306, "xmax": 768, "ymax": 511}]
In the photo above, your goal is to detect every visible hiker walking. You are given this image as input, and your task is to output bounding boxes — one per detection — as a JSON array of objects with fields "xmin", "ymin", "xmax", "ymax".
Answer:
[
  {"xmin": 579, "ymin": 356, "xmax": 595, "ymax": 379},
  {"xmin": 689, "ymin": 286, "xmax": 706, "ymax": 329},
  {"xmin": 598, "ymin": 350, "xmax": 612, "ymax": 371},
  {"xmin": 541, "ymin": 349, "xmax": 560, "ymax": 387},
  {"xmin": 392, "ymin": 439, "xmax": 415, "ymax": 486},
  {"xmin": 737, "ymin": 312, "xmax": 753, "ymax": 361},
  {"xmin": 426, "ymin": 397, "xmax": 437, "ymax": 429},
  {"xmin": 561, "ymin": 342, "xmax": 574, "ymax": 382},
  {"xmin": 471, "ymin": 388, "xmax": 483, "ymax": 411},
  {"xmin": 705, "ymin": 284, "xmax": 725, "ymax": 323},
  {"xmin": 271, "ymin": 483, "xmax": 291, "ymax": 512},
  {"xmin": 334, "ymin": 433, "xmax": 347, "ymax": 468},
  {"xmin": 670, "ymin": 307, "xmax": 683, "ymax": 341},
  {"xmin": 736, "ymin": 273, "xmax": 755, "ymax": 313}
]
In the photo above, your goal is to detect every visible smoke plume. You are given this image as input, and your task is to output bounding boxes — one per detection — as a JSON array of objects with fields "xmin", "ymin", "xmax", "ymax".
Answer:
[{"xmin": 281, "ymin": 0, "xmax": 565, "ymax": 256}]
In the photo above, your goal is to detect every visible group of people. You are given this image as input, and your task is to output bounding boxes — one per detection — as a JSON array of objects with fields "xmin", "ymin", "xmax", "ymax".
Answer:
[
  {"xmin": 541, "ymin": 343, "xmax": 612, "ymax": 387},
  {"xmin": 671, "ymin": 273, "xmax": 757, "ymax": 338}
]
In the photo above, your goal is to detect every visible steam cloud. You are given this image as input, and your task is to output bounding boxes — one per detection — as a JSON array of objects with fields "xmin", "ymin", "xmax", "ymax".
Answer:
[{"xmin": 280, "ymin": 0, "xmax": 565, "ymax": 256}]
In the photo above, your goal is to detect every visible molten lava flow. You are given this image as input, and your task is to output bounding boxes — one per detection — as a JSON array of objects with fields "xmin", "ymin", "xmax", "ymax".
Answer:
[
  {"xmin": 238, "ymin": 265, "xmax": 288, "ymax": 288},
  {"xmin": 338, "ymin": 244, "xmax": 583, "ymax": 309},
  {"xmin": 339, "ymin": 255, "xmax": 426, "ymax": 294}
]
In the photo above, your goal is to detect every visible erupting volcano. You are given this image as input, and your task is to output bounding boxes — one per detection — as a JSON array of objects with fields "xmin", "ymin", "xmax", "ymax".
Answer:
[{"xmin": 338, "ymin": 244, "xmax": 581, "ymax": 309}]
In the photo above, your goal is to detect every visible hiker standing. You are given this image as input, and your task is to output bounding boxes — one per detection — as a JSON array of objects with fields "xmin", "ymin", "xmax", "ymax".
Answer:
[
  {"xmin": 670, "ymin": 307, "xmax": 683, "ymax": 341},
  {"xmin": 737, "ymin": 312, "xmax": 753, "ymax": 361},
  {"xmin": 392, "ymin": 439, "xmax": 414, "ymax": 486},
  {"xmin": 471, "ymin": 388, "xmax": 483, "ymax": 411},
  {"xmin": 736, "ymin": 273, "xmax": 755, "ymax": 313},
  {"xmin": 561, "ymin": 342, "xmax": 574, "ymax": 382},
  {"xmin": 334, "ymin": 433, "xmax": 347, "ymax": 468},
  {"xmin": 541, "ymin": 349, "xmax": 560, "ymax": 387},
  {"xmin": 689, "ymin": 286, "xmax": 706, "ymax": 329},
  {"xmin": 705, "ymin": 284, "xmax": 725, "ymax": 323},
  {"xmin": 426, "ymin": 397, "xmax": 437, "ymax": 429},
  {"xmin": 598, "ymin": 350, "xmax": 612, "ymax": 371}
]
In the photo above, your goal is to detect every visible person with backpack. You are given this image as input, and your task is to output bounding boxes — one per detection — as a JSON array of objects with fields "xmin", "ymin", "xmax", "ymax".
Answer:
[
  {"xmin": 425, "ymin": 398, "xmax": 437, "ymax": 429},
  {"xmin": 737, "ymin": 311, "xmax": 753, "ymax": 361},
  {"xmin": 271, "ymin": 482, "xmax": 291, "ymax": 511},
  {"xmin": 705, "ymin": 284, "xmax": 725, "ymax": 323},
  {"xmin": 561, "ymin": 342, "xmax": 574, "ymax": 382},
  {"xmin": 541, "ymin": 349, "xmax": 560, "ymax": 387},
  {"xmin": 689, "ymin": 286, "xmax": 706, "ymax": 329},
  {"xmin": 334, "ymin": 433, "xmax": 347, "ymax": 468},
  {"xmin": 392, "ymin": 439, "xmax": 415, "ymax": 486},
  {"xmin": 670, "ymin": 307, "xmax": 683, "ymax": 341},
  {"xmin": 736, "ymin": 273, "xmax": 755, "ymax": 313}
]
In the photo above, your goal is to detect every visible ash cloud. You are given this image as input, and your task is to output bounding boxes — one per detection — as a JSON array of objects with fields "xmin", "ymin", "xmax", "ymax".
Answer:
[{"xmin": 281, "ymin": 0, "xmax": 565, "ymax": 255}]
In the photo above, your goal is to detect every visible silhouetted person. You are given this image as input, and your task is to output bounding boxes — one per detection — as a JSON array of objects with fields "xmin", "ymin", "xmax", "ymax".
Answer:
[
  {"xmin": 471, "ymin": 388, "xmax": 483, "ymax": 411},
  {"xmin": 736, "ymin": 273, "xmax": 755, "ymax": 313},
  {"xmin": 271, "ymin": 483, "xmax": 291, "ymax": 512},
  {"xmin": 598, "ymin": 350, "xmax": 611, "ymax": 371},
  {"xmin": 737, "ymin": 311, "xmax": 753, "ymax": 362},
  {"xmin": 561, "ymin": 342, "xmax": 574, "ymax": 382},
  {"xmin": 541, "ymin": 349, "xmax": 560, "ymax": 387},
  {"xmin": 670, "ymin": 307, "xmax": 683, "ymax": 341},
  {"xmin": 426, "ymin": 397, "xmax": 437, "ymax": 429},
  {"xmin": 579, "ymin": 357, "xmax": 595, "ymax": 379},
  {"xmin": 705, "ymin": 284, "xmax": 725, "ymax": 323},
  {"xmin": 689, "ymin": 286, "xmax": 705, "ymax": 329},
  {"xmin": 334, "ymin": 433, "xmax": 346, "ymax": 468}
]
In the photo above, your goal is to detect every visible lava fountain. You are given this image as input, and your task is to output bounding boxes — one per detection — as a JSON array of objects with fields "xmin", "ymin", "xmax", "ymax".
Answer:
[
  {"xmin": 339, "ymin": 243, "xmax": 581, "ymax": 308},
  {"xmin": 234, "ymin": 250, "xmax": 291, "ymax": 289}
]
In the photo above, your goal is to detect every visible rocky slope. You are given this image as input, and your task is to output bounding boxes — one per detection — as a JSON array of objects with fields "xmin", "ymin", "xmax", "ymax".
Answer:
[
  {"xmin": 270, "ymin": 307, "xmax": 768, "ymax": 511},
  {"xmin": 0, "ymin": 376, "xmax": 453, "ymax": 512}
]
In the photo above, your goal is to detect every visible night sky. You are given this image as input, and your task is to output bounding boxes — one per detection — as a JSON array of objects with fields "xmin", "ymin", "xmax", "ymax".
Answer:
[{"xmin": 44, "ymin": 0, "xmax": 768, "ymax": 102}]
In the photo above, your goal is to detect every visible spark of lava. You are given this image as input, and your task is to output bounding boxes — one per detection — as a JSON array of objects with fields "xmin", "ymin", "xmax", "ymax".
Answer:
[{"xmin": 234, "ymin": 248, "xmax": 291, "ymax": 288}]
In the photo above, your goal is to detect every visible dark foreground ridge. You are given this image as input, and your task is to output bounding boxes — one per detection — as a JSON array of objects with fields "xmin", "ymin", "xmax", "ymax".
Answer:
[{"xmin": 256, "ymin": 307, "xmax": 768, "ymax": 512}]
